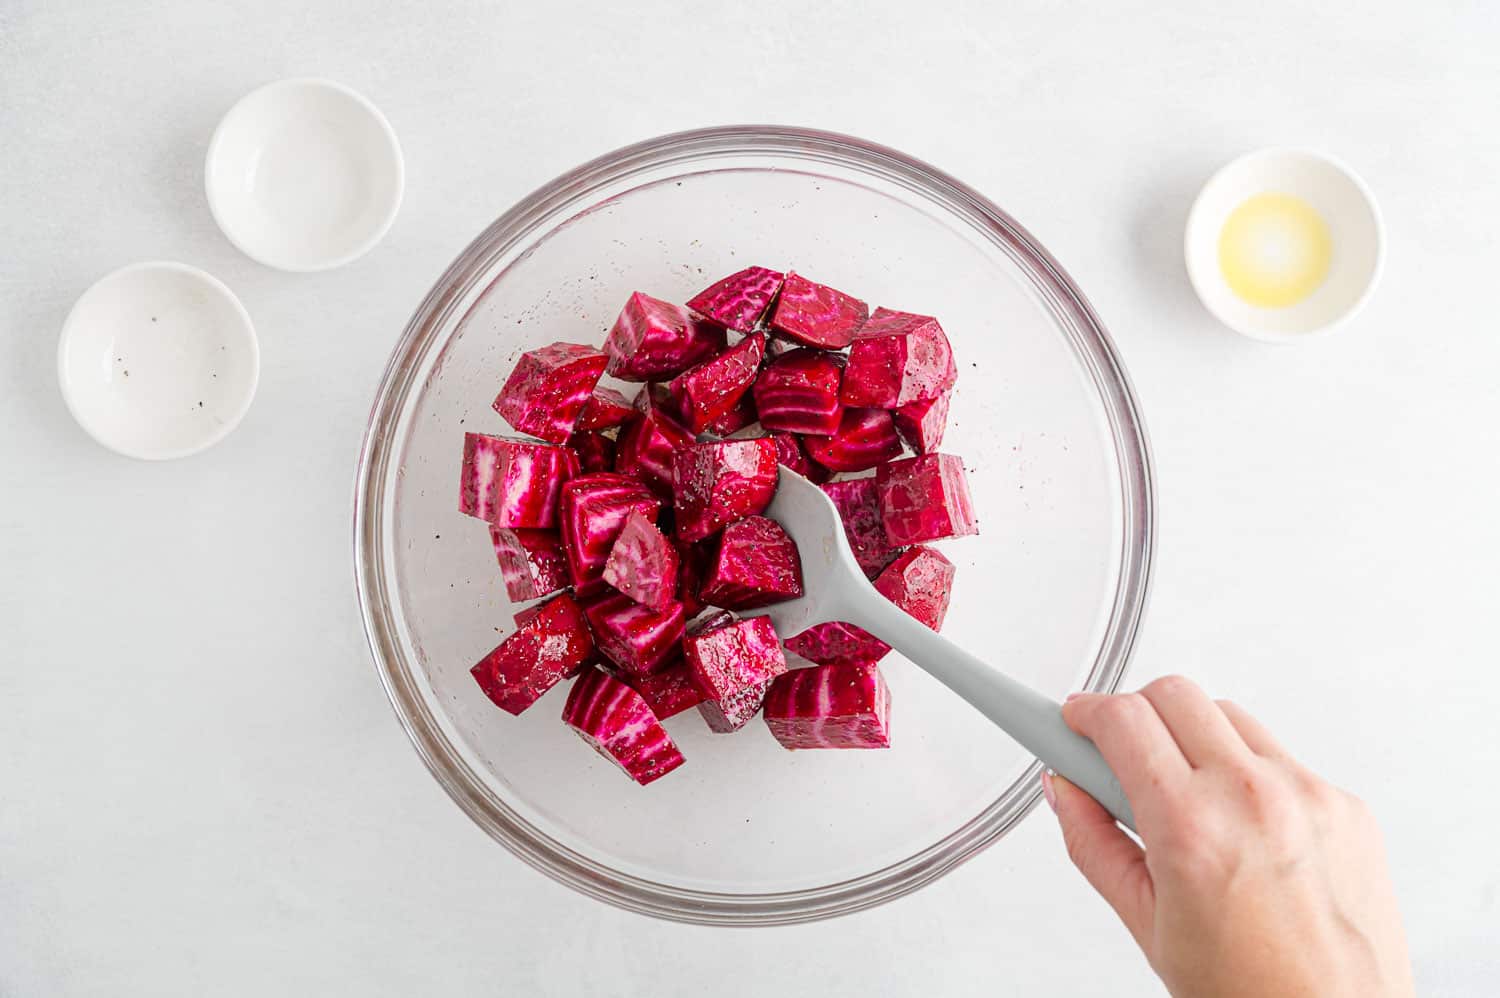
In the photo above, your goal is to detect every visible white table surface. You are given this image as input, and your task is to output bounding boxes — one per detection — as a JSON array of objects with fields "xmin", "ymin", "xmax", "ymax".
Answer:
[{"xmin": 4, "ymin": 2, "xmax": 1498, "ymax": 994}]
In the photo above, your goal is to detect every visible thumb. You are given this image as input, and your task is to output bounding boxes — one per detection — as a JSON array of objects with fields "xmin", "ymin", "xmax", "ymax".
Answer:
[{"xmin": 1047, "ymin": 771, "xmax": 1156, "ymax": 950}]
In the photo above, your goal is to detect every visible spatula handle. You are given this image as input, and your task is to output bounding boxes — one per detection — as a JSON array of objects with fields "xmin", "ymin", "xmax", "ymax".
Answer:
[{"xmin": 844, "ymin": 589, "xmax": 1136, "ymax": 832}]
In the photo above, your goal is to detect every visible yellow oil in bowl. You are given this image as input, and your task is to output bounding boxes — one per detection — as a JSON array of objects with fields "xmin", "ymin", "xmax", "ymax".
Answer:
[{"xmin": 1217, "ymin": 192, "xmax": 1332, "ymax": 308}]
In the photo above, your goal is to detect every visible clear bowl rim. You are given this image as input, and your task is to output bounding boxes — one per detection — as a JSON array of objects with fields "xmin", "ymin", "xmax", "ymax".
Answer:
[{"xmin": 353, "ymin": 124, "xmax": 1155, "ymax": 925}]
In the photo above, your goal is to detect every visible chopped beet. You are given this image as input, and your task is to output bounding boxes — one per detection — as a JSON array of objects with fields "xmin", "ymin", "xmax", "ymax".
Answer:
[
  {"xmin": 874, "ymin": 545, "xmax": 956, "ymax": 631},
  {"xmin": 753, "ymin": 348, "xmax": 844, "ymax": 436},
  {"xmin": 767, "ymin": 432, "xmax": 829, "ymax": 484},
  {"xmin": 764, "ymin": 662, "xmax": 892, "ymax": 749},
  {"xmin": 459, "ymin": 432, "xmax": 578, "ymax": 528},
  {"xmin": 615, "ymin": 386, "xmax": 696, "ymax": 496},
  {"xmin": 489, "ymin": 526, "xmax": 570, "ymax": 601},
  {"xmin": 877, "ymin": 453, "xmax": 978, "ymax": 544},
  {"xmin": 492, "ymin": 342, "xmax": 607, "ymax": 443},
  {"xmin": 471, "ymin": 594, "xmax": 594, "ymax": 715},
  {"xmin": 573, "ymin": 586, "xmax": 619, "ymax": 630},
  {"xmin": 784, "ymin": 545, "xmax": 955, "ymax": 666},
  {"xmin": 841, "ymin": 307, "xmax": 957, "ymax": 407},
  {"xmin": 769, "ymin": 273, "xmax": 869, "ymax": 349},
  {"xmin": 687, "ymin": 615, "xmax": 792, "ymax": 693},
  {"xmin": 584, "ymin": 591, "xmax": 687, "ymax": 676},
  {"xmin": 603, "ymin": 510, "xmax": 680, "ymax": 610},
  {"xmin": 559, "ymin": 473, "xmax": 662, "ymax": 594},
  {"xmin": 700, "ymin": 515, "xmax": 804, "ymax": 609},
  {"xmin": 563, "ymin": 667, "xmax": 685, "ymax": 785},
  {"xmin": 575, "ymin": 387, "xmax": 637, "ymax": 432},
  {"xmin": 686, "ymin": 266, "xmax": 784, "ymax": 332},
  {"xmin": 820, "ymin": 478, "xmax": 904, "ymax": 578},
  {"xmin": 690, "ymin": 609, "xmax": 736, "ymax": 635},
  {"xmin": 764, "ymin": 334, "xmax": 801, "ymax": 359},
  {"xmin": 458, "ymin": 265, "xmax": 984, "ymax": 782},
  {"xmin": 672, "ymin": 437, "xmax": 779, "ymax": 542},
  {"xmin": 683, "ymin": 615, "xmax": 788, "ymax": 733},
  {"xmin": 893, "ymin": 390, "xmax": 951, "ymax": 455},
  {"xmin": 604, "ymin": 292, "xmax": 727, "ymax": 382},
  {"xmin": 784, "ymin": 621, "xmax": 889, "ymax": 667},
  {"xmin": 669, "ymin": 331, "xmax": 765, "ymax": 433},
  {"xmin": 674, "ymin": 537, "xmax": 711, "ymax": 618},
  {"xmin": 620, "ymin": 656, "xmax": 705, "ymax": 719},
  {"xmin": 804, "ymin": 407, "xmax": 904, "ymax": 473},
  {"xmin": 509, "ymin": 598, "xmax": 597, "ymax": 681},
  {"xmin": 699, "ymin": 679, "xmax": 774, "ymax": 733},
  {"xmin": 704, "ymin": 391, "xmax": 758, "ymax": 436},
  {"xmin": 569, "ymin": 431, "xmax": 617, "ymax": 474}
]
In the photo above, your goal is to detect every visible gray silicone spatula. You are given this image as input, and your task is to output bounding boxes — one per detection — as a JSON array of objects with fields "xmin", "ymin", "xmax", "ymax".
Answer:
[{"xmin": 753, "ymin": 466, "xmax": 1136, "ymax": 831}]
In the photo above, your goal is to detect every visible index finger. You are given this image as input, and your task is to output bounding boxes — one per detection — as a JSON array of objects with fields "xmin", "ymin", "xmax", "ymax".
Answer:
[{"xmin": 1062, "ymin": 692, "xmax": 1190, "ymax": 816}]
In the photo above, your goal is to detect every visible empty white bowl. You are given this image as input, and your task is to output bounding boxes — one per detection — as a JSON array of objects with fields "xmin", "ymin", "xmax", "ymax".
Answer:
[
  {"xmin": 206, "ymin": 78, "xmax": 404, "ymax": 272},
  {"xmin": 57, "ymin": 262, "xmax": 259, "ymax": 460},
  {"xmin": 1184, "ymin": 148, "xmax": 1383, "ymax": 342}
]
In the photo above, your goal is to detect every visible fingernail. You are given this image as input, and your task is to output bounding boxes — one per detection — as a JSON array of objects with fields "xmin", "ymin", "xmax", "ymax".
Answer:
[
  {"xmin": 1041, "ymin": 770, "xmax": 1058, "ymax": 812},
  {"xmin": 1064, "ymin": 692, "xmax": 1083, "ymax": 703}
]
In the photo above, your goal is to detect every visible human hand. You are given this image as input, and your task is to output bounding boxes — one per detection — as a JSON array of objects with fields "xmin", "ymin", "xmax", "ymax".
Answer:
[{"xmin": 1045, "ymin": 676, "xmax": 1413, "ymax": 998}]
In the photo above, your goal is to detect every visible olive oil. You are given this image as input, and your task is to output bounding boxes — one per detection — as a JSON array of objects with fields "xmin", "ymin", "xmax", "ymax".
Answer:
[{"xmin": 1218, "ymin": 192, "xmax": 1332, "ymax": 308}]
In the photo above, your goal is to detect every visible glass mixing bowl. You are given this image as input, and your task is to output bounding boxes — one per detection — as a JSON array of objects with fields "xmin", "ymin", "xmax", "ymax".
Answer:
[{"xmin": 353, "ymin": 126, "xmax": 1154, "ymax": 925}]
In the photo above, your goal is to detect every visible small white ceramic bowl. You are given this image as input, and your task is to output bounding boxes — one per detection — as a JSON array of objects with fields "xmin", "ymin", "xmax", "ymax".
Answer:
[
  {"xmin": 206, "ymin": 78, "xmax": 404, "ymax": 272},
  {"xmin": 1185, "ymin": 148, "xmax": 1383, "ymax": 342},
  {"xmin": 57, "ymin": 262, "xmax": 259, "ymax": 460}
]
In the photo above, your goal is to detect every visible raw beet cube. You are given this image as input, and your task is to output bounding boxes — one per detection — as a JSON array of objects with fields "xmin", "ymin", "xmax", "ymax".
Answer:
[
  {"xmin": 686, "ymin": 266, "xmax": 784, "ymax": 332},
  {"xmin": 563, "ymin": 667, "xmax": 685, "ymax": 786},
  {"xmin": 690, "ymin": 609, "xmax": 737, "ymax": 635},
  {"xmin": 674, "ymin": 538, "xmax": 711, "ymax": 618},
  {"xmin": 877, "ymin": 453, "xmax": 978, "ymax": 544},
  {"xmin": 687, "ymin": 612, "xmax": 792, "ymax": 696},
  {"xmin": 669, "ymin": 331, "xmax": 764, "ymax": 433},
  {"xmin": 700, "ymin": 515, "xmax": 804, "ymax": 609},
  {"xmin": 574, "ymin": 586, "xmax": 620, "ymax": 633},
  {"xmin": 821, "ymin": 478, "xmax": 903, "ymax": 578},
  {"xmin": 753, "ymin": 348, "xmax": 844, "ymax": 436},
  {"xmin": 704, "ymin": 391, "xmax": 758, "ymax": 437},
  {"xmin": 784, "ymin": 620, "xmax": 889, "ymax": 667},
  {"xmin": 683, "ymin": 615, "xmax": 788, "ymax": 733},
  {"xmin": 584, "ymin": 591, "xmax": 687, "ymax": 676},
  {"xmin": 616, "ymin": 387, "xmax": 696, "ymax": 496},
  {"xmin": 804, "ymin": 407, "xmax": 904, "ymax": 473},
  {"xmin": 893, "ymin": 390, "xmax": 951, "ymax": 455},
  {"xmin": 672, "ymin": 437, "xmax": 778, "ymax": 542},
  {"xmin": 575, "ymin": 387, "xmax": 636, "ymax": 432},
  {"xmin": 785, "ymin": 545, "xmax": 955, "ymax": 667},
  {"xmin": 699, "ymin": 678, "xmax": 774, "ymax": 733},
  {"xmin": 489, "ymin": 526, "xmax": 570, "ymax": 602},
  {"xmin": 459, "ymin": 432, "xmax": 578, "ymax": 528},
  {"xmin": 873, "ymin": 545, "xmax": 956, "ymax": 631},
  {"xmin": 471, "ymin": 594, "xmax": 594, "ymax": 715},
  {"xmin": 492, "ymin": 342, "xmax": 607, "ymax": 444},
  {"xmin": 763, "ymin": 662, "xmax": 892, "ymax": 749},
  {"xmin": 620, "ymin": 656, "xmax": 705, "ymax": 720},
  {"xmin": 511, "ymin": 596, "xmax": 598, "ymax": 679},
  {"xmin": 559, "ymin": 473, "xmax": 662, "ymax": 594},
  {"xmin": 769, "ymin": 273, "xmax": 869, "ymax": 349},
  {"xmin": 603, "ymin": 510, "xmax": 680, "ymax": 610},
  {"xmin": 767, "ymin": 432, "xmax": 829, "ymax": 484},
  {"xmin": 840, "ymin": 307, "xmax": 957, "ymax": 407},
  {"xmin": 765, "ymin": 334, "xmax": 801, "ymax": 360},
  {"xmin": 568, "ymin": 430, "xmax": 617, "ymax": 473},
  {"xmin": 605, "ymin": 292, "xmax": 728, "ymax": 382}
]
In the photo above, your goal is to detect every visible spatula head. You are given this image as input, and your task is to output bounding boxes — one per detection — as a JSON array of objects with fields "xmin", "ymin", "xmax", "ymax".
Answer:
[{"xmin": 750, "ymin": 466, "xmax": 870, "ymax": 639}]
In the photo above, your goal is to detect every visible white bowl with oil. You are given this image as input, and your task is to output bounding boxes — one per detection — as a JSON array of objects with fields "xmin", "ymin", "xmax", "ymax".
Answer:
[{"xmin": 1185, "ymin": 148, "xmax": 1383, "ymax": 342}]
